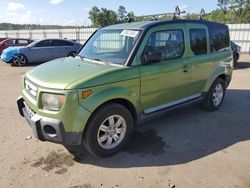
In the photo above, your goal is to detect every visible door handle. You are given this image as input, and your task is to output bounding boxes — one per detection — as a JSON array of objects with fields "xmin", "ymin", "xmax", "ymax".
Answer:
[{"xmin": 183, "ymin": 64, "xmax": 195, "ymax": 72}]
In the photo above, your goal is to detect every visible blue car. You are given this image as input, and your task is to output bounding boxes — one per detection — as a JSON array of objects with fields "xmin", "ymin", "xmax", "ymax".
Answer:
[{"xmin": 1, "ymin": 39, "xmax": 82, "ymax": 66}]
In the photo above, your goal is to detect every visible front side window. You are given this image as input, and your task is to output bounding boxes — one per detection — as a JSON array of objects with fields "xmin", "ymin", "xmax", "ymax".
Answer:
[
  {"xmin": 35, "ymin": 40, "xmax": 52, "ymax": 47},
  {"xmin": 190, "ymin": 29, "xmax": 207, "ymax": 55},
  {"xmin": 143, "ymin": 30, "xmax": 185, "ymax": 60},
  {"xmin": 6, "ymin": 39, "xmax": 16, "ymax": 45},
  {"xmin": 79, "ymin": 29, "xmax": 141, "ymax": 65}
]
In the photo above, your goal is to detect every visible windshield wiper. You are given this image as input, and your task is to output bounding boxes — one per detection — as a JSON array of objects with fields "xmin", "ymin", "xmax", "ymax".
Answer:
[
  {"xmin": 75, "ymin": 54, "xmax": 85, "ymax": 60},
  {"xmin": 93, "ymin": 58, "xmax": 102, "ymax": 62}
]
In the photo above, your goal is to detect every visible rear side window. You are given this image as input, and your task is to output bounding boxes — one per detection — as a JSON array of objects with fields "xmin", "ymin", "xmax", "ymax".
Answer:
[
  {"xmin": 143, "ymin": 30, "xmax": 185, "ymax": 60},
  {"xmin": 52, "ymin": 40, "xmax": 73, "ymax": 46},
  {"xmin": 190, "ymin": 29, "xmax": 207, "ymax": 55},
  {"xmin": 35, "ymin": 40, "xmax": 52, "ymax": 47},
  {"xmin": 210, "ymin": 25, "xmax": 230, "ymax": 52}
]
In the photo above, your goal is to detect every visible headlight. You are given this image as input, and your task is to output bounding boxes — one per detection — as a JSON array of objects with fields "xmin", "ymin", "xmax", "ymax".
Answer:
[{"xmin": 41, "ymin": 93, "xmax": 65, "ymax": 111}]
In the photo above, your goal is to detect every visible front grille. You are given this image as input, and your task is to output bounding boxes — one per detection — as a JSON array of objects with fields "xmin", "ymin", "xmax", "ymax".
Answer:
[
  {"xmin": 25, "ymin": 79, "xmax": 38, "ymax": 99},
  {"xmin": 24, "ymin": 102, "xmax": 36, "ymax": 117}
]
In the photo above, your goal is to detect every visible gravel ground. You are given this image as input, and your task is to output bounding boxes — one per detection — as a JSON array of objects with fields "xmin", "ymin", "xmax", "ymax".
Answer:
[{"xmin": 0, "ymin": 55, "xmax": 250, "ymax": 188}]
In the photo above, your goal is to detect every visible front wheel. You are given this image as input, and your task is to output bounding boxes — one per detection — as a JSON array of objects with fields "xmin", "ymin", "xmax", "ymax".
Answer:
[
  {"xmin": 202, "ymin": 78, "xmax": 226, "ymax": 111},
  {"xmin": 12, "ymin": 55, "xmax": 27, "ymax": 67},
  {"xmin": 82, "ymin": 103, "xmax": 134, "ymax": 157}
]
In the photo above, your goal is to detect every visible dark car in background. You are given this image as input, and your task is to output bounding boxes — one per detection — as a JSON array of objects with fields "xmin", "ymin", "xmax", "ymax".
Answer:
[
  {"xmin": 231, "ymin": 41, "xmax": 241, "ymax": 66},
  {"xmin": 0, "ymin": 38, "xmax": 33, "ymax": 54},
  {"xmin": 1, "ymin": 38, "xmax": 82, "ymax": 66}
]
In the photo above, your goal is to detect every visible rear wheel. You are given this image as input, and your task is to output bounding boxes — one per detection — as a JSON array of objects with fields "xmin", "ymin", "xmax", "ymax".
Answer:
[
  {"xmin": 82, "ymin": 103, "xmax": 133, "ymax": 157},
  {"xmin": 202, "ymin": 78, "xmax": 226, "ymax": 111},
  {"xmin": 233, "ymin": 53, "xmax": 239, "ymax": 67},
  {"xmin": 12, "ymin": 55, "xmax": 27, "ymax": 67}
]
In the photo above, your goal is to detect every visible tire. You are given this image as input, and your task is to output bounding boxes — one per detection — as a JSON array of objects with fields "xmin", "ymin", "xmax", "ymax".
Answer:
[
  {"xmin": 82, "ymin": 102, "xmax": 134, "ymax": 157},
  {"xmin": 68, "ymin": 51, "xmax": 77, "ymax": 57},
  {"xmin": 202, "ymin": 78, "xmax": 226, "ymax": 111},
  {"xmin": 12, "ymin": 54, "xmax": 27, "ymax": 67},
  {"xmin": 233, "ymin": 53, "xmax": 239, "ymax": 67}
]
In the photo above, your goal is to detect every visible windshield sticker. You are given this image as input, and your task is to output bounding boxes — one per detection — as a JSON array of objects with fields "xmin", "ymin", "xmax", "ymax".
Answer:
[{"xmin": 121, "ymin": 30, "xmax": 139, "ymax": 38}]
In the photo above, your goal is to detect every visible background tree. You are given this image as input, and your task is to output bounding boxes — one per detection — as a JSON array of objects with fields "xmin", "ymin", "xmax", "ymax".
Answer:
[
  {"xmin": 97, "ymin": 8, "xmax": 117, "ymax": 27},
  {"xmin": 217, "ymin": 0, "xmax": 230, "ymax": 10},
  {"xmin": 89, "ymin": 7, "xmax": 118, "ymax": 27},
  {"xmin": 204, "ymin": 0, "xmax": 250, "ymax": 23},
  {"xmin": 88, "ymin": 6, "xmax": 101, "ymax": 27},
  {"xmin": 117, "ymin": 6, "xmax": 127, "ymax": 20}
]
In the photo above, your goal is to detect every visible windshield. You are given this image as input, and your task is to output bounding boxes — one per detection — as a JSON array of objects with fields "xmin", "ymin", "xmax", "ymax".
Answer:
[{"xmin": 78, "ymin": 29, "xmax": 141, "ymax": 65}]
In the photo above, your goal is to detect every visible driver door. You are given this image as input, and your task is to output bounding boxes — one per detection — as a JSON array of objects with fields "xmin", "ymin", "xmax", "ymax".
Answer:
[{"xmin": 139, "ymin": 28, "xmax": 194, "ymax": 114}]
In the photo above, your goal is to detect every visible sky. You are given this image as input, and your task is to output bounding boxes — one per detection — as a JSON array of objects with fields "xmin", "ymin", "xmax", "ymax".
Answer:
[{"xmin": 0, "ymin": 0, "xmax": 218, "ymax": 26}]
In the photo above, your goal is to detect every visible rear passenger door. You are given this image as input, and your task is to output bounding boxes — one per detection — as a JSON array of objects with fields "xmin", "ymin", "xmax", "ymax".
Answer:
[
  {"xmin": 28, "ymin": 40, "xmax": 53, "ymax": 62},
  {"xmin": 185, "ymin": 24, "xmax": 214, "ymax": 95},
  {"xmin": 51, "ymin": 40, "xmax": 74, "ymax": 59}
]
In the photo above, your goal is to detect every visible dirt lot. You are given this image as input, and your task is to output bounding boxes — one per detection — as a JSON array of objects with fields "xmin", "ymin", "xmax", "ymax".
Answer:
[{"xmin": 0, "ymin": 56, "xmax": 250, "ymax": 188}]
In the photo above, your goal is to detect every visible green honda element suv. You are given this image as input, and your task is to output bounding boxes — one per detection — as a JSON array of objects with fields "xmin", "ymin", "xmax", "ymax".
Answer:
[{"xmin": 17, "ymin": 19, "xmax": 233, "ymax": 157}]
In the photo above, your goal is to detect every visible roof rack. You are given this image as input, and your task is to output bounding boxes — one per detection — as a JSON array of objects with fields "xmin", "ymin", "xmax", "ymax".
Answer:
[
  {"xmin": 127, "ymin": 6, "xmax": 186, "ymax": 22},
  {"xmin": 198, "ymin": 9, "xmax": 207, "ymax": 20},
  {"xmin": 126, "ymin": 7, "xmax": 208, "ymax": 23}
]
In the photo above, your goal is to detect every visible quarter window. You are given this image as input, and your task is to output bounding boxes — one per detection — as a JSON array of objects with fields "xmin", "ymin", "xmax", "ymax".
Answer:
[
  {"xmin": 210, "ymin": 26, "xmax": 230, "ymax": 52},
  {"xmin": 190, "ymin": 29, "xmax": 207, "ymax": 55},
  {"xmin": 143, "ymin": 30, "xmax": 184, "ymax": 60}
]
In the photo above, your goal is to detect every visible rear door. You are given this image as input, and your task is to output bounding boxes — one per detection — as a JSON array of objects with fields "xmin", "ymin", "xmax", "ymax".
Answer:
[
  {"xmin": 185, "ymin": 24, "xmax": 214, "ymax": 95},
  {"xmin": 51, "ymin": 40, "xmax": 74, "ymax": 59},
  {"xmin": 138, "ymin": 25, "xmax": 195, "ymax": 114},
  {"xmin": 27, "ymin": 40, "xmax": 53, "ymax": 62}
]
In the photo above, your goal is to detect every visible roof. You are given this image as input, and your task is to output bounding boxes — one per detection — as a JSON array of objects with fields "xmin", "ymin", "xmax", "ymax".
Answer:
[
  {"xmin": 101, "ymin": 19, "xmax": 227, "ymax": 31},
  {"xmin": 102, "ymin": 21, "xmax": 155, "ymax": 30}
]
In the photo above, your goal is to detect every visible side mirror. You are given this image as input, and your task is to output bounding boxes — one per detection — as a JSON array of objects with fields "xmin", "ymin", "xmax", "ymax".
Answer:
[{"xmin": 141, "ymin": 51, "xmax": 162, "ymax": 64}]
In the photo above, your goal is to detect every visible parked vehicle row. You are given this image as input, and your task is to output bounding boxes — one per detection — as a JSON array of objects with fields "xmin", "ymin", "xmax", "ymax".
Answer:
[{"xmin": 1, "ymin": 38, "xmax": 82, "ymax": 66}]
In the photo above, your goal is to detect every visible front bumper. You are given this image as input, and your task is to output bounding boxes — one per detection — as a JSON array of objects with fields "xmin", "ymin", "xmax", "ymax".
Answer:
[
  {"xmin": 1, "ymin": 53, "xmax": 14, "ymax": 63},
  {"xmin": 17, "ymin": 96, "xmax": 82, "ymax": 145}
]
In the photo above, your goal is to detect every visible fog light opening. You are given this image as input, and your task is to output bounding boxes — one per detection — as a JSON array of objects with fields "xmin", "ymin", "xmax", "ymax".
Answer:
[{"xmin": 43, "ymin": 125, "xmax": 57, "ymax": 138}]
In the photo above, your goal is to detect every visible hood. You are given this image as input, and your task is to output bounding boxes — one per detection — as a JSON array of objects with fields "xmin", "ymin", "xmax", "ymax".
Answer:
[
  {"xmin": 1, "ymin": 46, "xmax": 21, "ymax": 62},
  {"xmin": 26, "ymin": 57, "xmax": 122, "ymax": 90}
]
